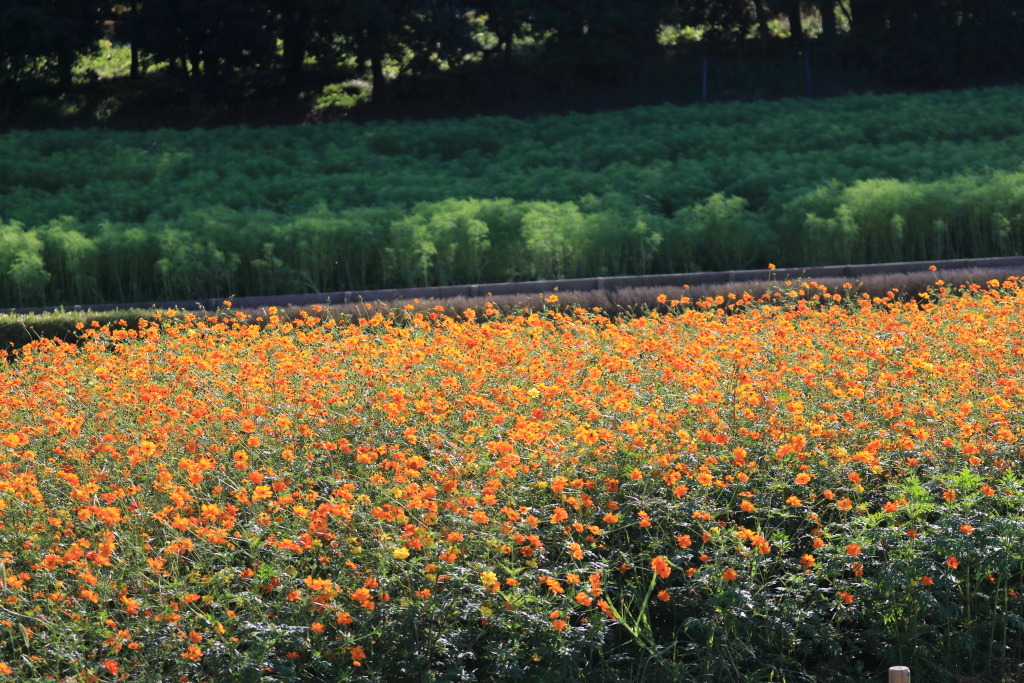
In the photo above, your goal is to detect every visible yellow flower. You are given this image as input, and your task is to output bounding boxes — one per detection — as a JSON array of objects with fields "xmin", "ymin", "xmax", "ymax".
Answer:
[{"xmin": 393, "ymin": 547, "xmax": 410, "ymax": 560}]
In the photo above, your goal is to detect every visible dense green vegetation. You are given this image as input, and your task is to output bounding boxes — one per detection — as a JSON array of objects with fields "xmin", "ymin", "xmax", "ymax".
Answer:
[{"xmin": 3, "ymin": 86, "xmax": 1024, "ymax": 308}]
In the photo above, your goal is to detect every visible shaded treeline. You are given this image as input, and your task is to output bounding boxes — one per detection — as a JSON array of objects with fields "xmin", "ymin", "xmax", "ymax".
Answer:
[{"xmin": 2, "ymin": 0, "xmax": 1024, "ymax": 125}]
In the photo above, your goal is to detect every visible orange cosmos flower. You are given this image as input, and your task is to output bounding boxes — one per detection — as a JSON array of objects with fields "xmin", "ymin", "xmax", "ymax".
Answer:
[
  {"xmin": 837, "ymin": 591, "xmax": 854, "ymax": 604},
  {"xmin": 958, "ymin": 524, "xmax": 974, "ymax": 534},
  {"xmin": 947, "ymin": 556, "xmax": 960, "ymax": 569},
  {"xmin": 181, "ymin": 645, "xmax": 203, "ymax": 661},
  {"xmin": 651, "ymin": 556, "xmax": 671, "ymax": 579},
  {"xmin": 349, "ymin": 645, "xmax": 366, "ymax": 666},
  {"xmin": 846, "ymin": 543, "xmax": 861, "ymax": 557},
  {"xmin": 921, "ymin": 576, "xmax": 934, "ymax": 586},
  {"xmin": 252, "ymin": 485, "xmax": 272, "ymax": 502},
  {"xmin": 722, "ymin": 568, "xmax": 738, "ymax": 581}
]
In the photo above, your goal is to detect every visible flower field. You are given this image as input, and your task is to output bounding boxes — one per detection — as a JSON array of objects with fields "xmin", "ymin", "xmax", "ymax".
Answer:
[{"xmin": 2, "ymin": 279, "xmax": 1024, "ymax": 681}]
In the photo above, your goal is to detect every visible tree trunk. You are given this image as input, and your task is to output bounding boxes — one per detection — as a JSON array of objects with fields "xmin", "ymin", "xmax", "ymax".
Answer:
[
  {"xmin": 0, "ymin": 81, "xmax": 13, "ymax": 129},
  {"xmin": 282, "ymin": 10, "xmax": 307, "ymax": 84},
  {"xmin": 188, "ymin": 54, "xmax": 202, "ymax": 119},
  {"xmin": 57, "ymin": 50, "xmax": 74, "ymax": 90},
  {"xmin": 788, "ymin": 1, "xmax": 804, "ymax": 46},
  {"xmin": 370, "ymin": 53, "xmax": 386, "ymax": 102},
  {"xmin": 753, "ymin": 0, "xmax": 771, "ymax": 42},
  {"xmin": 820, "ymin": 1, "xmax": 837, "ymax": 40},
  {"xmin": 130, "ymin": 42, "xmax": 140, "ymax": 79},
  {"xmin": 129, "ymin": 2, "xmax": 142, "ymax": 79}
]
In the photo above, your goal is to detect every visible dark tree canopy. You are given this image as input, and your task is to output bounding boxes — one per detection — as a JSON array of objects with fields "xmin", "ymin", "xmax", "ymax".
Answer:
[{"xmin": 2, "ymin": 0, "xmax": 1024, "ymax": 120}]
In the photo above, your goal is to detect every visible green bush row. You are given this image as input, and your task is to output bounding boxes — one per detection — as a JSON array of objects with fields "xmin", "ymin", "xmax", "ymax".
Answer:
[
  {"xmin": 3, "ymin": 88, "xmax": 1024, "ymax": 307},
  {"xmin": 3, "ymin": 169, "xmax": 1024, "ymax": 309}
]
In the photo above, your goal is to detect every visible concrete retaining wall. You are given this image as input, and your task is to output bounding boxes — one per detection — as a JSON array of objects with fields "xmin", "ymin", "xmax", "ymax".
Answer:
[{"xmin": 8, "ymin": 256, "xmax": 1024, "ymax": 315}]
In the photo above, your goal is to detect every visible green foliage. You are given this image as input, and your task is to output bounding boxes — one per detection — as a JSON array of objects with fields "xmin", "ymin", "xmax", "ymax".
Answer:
[{"xmin": 5, "ymin": 87, "xmax": 1024, "ymax": 307}]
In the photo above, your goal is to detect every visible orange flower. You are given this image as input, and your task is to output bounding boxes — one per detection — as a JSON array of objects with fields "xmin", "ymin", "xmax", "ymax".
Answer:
[
  {"xmin": 722, "ymin": 568, "xmax": 738, "ymax": 581},
  {"xmin": 657, "ymin": 590, "xmax": 670, "ymax": 602},
  {"xmin": 958, "ymin": 524, "xmax": 974, "ymax": 534},
  {"xmin": 845, "ymin": 543, "xmax": 861, "ymax": 557},
  {"xmin": 181, "ymin": 644, "xmax": 203, "ymax": 661},
  {"xmin": 837, "ymin": 591, "xmax": 854, "ymax": 604},
  {"xmin": 651, "ymin": 556, "xmax": 671, "ymax": 579},
  {"xmin": 349, "ymin": 645, "xmax": 366, "ymax": 666},
  {"xmin": 921, "ymin": 576, "xmax": 934, "ymax": 586},
  {"xmin": 252, "ymin": 485, "xmax": 273, "ymax": 502},
  {"xmin": 947, "ymin": 556, "xmax": 960, "ymax": 569}
]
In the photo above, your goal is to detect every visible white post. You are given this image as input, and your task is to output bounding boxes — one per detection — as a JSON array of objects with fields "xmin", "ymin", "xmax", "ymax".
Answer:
[{"xmin": 888, "ymin": 666, "xmax": 910, "ymax": 683}]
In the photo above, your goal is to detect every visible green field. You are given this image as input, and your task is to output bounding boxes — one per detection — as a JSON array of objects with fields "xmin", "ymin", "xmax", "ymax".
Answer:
[{"xmin": 3, "ymin": 86, "xmax": 1024, "ymax": 308}]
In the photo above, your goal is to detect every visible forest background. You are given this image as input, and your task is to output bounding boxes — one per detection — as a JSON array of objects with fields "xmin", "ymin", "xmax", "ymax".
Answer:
[{"xmin": 2, "ymin": 1, "xmax": 1023, "ymax": 128}]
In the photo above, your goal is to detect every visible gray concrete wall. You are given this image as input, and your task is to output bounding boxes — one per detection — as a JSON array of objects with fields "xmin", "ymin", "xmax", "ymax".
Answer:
[{"xmin": 8, "ymin": 256, "xmax": 1024, "ymax": 315}]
